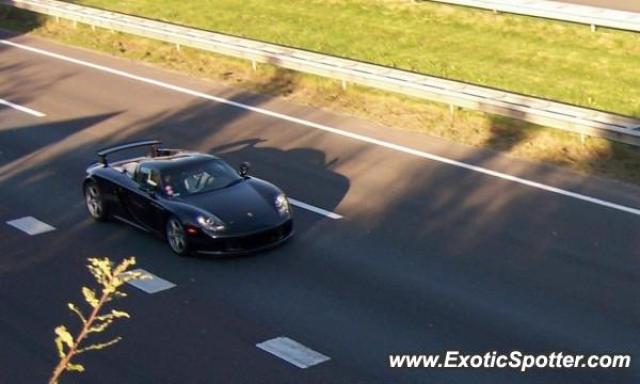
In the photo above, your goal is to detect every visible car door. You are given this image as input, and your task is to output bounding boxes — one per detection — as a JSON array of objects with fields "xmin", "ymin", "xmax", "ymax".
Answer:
[{"xmin": 125, "ymin": 164, "xmax": 165, "ymax": 233}]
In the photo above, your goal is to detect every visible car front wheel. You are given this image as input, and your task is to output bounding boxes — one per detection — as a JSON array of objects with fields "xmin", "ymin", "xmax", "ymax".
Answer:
[{"xmin": 166, "ymin": 216, "xmax": 190, "ymax": 256}]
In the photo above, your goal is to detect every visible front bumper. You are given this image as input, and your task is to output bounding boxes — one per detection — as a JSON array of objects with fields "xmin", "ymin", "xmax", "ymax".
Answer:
[{"xmin": 190, "ymin": 219, "xmax": 294, "ymax": 256}]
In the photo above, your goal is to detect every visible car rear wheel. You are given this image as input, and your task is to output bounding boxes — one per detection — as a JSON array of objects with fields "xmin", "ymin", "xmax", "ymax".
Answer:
[
  {"xmin": 166, "ymin": 216, "xmax": 190, "ymax": 256},
  {"xmin": 85, "ymin": 181, "xmax": 109, "ymax": 221}
]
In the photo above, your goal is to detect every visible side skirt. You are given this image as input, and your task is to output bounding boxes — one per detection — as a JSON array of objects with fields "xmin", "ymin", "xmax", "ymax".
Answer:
[{"xmin": 113, "ymin": 215, "xmax": 150, "ymax": 233}]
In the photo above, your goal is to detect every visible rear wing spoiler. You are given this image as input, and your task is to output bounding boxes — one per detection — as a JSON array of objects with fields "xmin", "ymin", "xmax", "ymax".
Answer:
[{"xmin": 97, "ymin": 140, "xmax": 161, "ymax": 166}]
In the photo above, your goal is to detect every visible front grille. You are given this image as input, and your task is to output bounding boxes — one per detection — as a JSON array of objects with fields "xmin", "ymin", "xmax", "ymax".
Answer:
[{"xmin": 224, "ymin": 220, "xmax": 293, "ymax": 252}]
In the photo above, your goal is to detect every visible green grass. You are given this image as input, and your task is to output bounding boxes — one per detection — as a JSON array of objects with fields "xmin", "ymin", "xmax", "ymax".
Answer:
[{"xmin": 70, "ymin": 0, "xmax": 640, "ymax": 117}]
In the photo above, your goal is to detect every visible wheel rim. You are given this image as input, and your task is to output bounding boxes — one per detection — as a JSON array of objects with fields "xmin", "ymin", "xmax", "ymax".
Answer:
[
  {"xmin": 167, "ymin": 218, "xmax": 186, "ymax": 253},
  {"xmin": 85, "ymin": 185, "xmax": 103, "ymax": 218}
]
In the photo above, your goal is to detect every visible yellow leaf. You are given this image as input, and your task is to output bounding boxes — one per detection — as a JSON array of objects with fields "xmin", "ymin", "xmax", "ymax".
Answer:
[
  {"xmin": 102, "ymin": 286, "xmax": 116, "ymax": 296},
  {"xmin": 88, "ymin": 318, "xmax": 114, "ymax": 334},
  {"xmin": 82, "ymin": 287, "xmax": 99, "ymax": 308},
  {"xmin": 113, "ymin": 257, "xmax": 136, "ymax": 277},
  {"xmin": 87, "ymin": 258, "xmax": 113, "ymax": 287},
  {"xmin": 77, "ymin": 337, "xmax": 122, "ymax": 354},
  {"xmin": 66, "ymin": 362, "xmax": 85, "ymax": 372},
  {"xmin": 54, "ymin": 326, "xmax": 74, "ymax": 348},
  {"xmin": 118, "ymin": 271, "xmax": 141, "ymax": 283},
  {"xmin": 54, "ymin": 336, "xmax": 66, "ymax": 359},
  {"xmin": 67, "ymin": 303, "xmax": 87, "ymax": 324},
  {"xmin": 111, "ymin": 309, "xmax": 130, "ymax": 319}
]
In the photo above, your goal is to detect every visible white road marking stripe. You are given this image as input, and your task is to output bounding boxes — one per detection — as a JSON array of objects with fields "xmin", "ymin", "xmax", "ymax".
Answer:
[
  {"xmin": 4, "ymin": 39, "xmax": 640, "ymax": 217},
  {"xmin": 257, "ymin": 337, "xmax": 330, "ymax": 368},
  {"xmin": 289, "ymin": 198, "xmax": 343, "ymax": 219},
  {"xmin": 6, "ymin": 216, "xmax": 55, "ymax": 235},
  {"xmin": 123, "ymin": 268, "xmax": 176, "ymax": 294},
  {"xmin": 0, "ymin": 97, "xmax": 46, "ymax": 117}
]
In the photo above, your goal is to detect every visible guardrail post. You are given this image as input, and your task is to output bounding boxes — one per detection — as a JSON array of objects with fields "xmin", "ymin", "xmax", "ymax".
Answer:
[
  {"xmin": 251, "ymin": 60, "xmax": 257, "ymax": 71},
  {"xmin": 591, "ymin": 24, "xmax": 596, "ymax": 32},
  {"xmin": 91, "ymin": 24, "xmax": 95, "ymax": 31},
  {"xmin": 341, "ymin": 80, "xmax": 347, "ymax": 90},
  {"xmin": 176, "ymin": 43, "xmax": 181, "ymax": 52}
]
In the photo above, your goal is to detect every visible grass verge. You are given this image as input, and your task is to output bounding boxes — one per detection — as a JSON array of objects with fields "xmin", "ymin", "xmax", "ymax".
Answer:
[
  {"xmin": 71, "ymin": 0, "xmax": 640, "ymax": 118},
  {"xmin": 3, "ymin": 7, "xmax": 640, "ymax": 185}
]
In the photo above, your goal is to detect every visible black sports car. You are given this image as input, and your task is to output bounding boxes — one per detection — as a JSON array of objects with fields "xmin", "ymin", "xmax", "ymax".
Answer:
[{"xmin": 83, "ymin": 140, "xmax": 293, "ymax": 256}]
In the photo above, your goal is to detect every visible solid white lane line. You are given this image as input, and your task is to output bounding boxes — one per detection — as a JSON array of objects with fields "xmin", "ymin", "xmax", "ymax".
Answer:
[
  {"xmin": 0, "ymin": 97, "xmax": 46, "ymax": 117},
  {"xmin": 289, "ymin": 198, "xmax": 343, "ymax": 220},
  {"xmin": 4, "ymin": 39, "xmax": 640, "ymax": 217},
  {"xmin": 123, "ymin": 268, "xmax": 176, "ymax": 294},
  {"xmin": 257, "ymin": 337, "xmax": 330, "ymax": 369},
  {"xmin": 6, "ymin": 216, "xmax": 55, "ymax": 235}
]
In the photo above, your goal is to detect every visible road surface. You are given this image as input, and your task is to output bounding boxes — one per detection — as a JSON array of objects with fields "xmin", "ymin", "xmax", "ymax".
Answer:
[{"xmin": 1, "ymin": 30, "xmax": 639, "ymax": 383}]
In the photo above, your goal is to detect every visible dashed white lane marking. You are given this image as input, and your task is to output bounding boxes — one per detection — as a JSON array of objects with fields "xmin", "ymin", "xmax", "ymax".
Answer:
[
  {"xmin": 289, "ymin": 198, "xmax": 343, "ymax": 220},
  {"xmin": 123, "ymin": 268, "xmax": 176, "ymax": 294},
  {"xmin": 4, "ymin": 38, "xmax": 640, "ymax": 217},
  {"xmin": 0, "ymin": 97, "xmax": 46, "ymax": 117},
  {"xmin": 257, "ymin": 337, "xmax": 331, "ymax": 369},
  {"xmin": 6, "ymin": 216, "xmax": 55, "ymax": 235}
]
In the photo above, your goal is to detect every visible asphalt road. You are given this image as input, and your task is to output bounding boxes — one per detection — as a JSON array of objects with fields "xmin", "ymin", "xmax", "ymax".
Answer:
[
  {"xmin": 1, "ymin": 30, "xmax": 640, "ymax": 383},
  {"xmin": 558, "ymin": 0, "xmax": 640, "ymax": 12}
]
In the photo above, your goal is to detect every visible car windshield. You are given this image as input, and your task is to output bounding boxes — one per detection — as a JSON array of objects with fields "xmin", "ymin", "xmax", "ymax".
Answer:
[{"xmin": 161, "ymin": 159, "xmax": 242, "ymax": 197}]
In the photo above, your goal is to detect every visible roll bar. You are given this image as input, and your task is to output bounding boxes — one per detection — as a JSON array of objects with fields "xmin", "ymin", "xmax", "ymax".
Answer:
[{"xmin": 97, "ymin": 140, "xmax": 162, "ymax": 166}]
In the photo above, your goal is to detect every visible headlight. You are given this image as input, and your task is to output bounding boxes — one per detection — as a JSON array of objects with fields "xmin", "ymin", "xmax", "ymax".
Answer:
[
  {"xmin": 275, "ymin": 193, "xmax": 290, "ymax": 217},
  {"xmin": 197, "ymin": 214, "xmax": 225, "ymax": 236}
]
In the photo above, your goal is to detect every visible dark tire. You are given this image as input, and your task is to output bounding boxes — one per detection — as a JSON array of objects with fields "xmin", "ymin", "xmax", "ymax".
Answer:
[
  {"xmin": 84, "ymin": 181, "xmax": 109, "ymax": 221},
  {"xmin": 166, "ymin": 216, "xmax": 190, "ymax": 256}
]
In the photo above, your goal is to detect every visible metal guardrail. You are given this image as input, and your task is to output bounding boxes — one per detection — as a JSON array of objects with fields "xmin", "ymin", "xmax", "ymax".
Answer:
[
  {"xmin": 427, "ymin": 0, "xmax": 640, "ymax": 33},
  {"xmin": 3, "ymin": 0, "xmax": 640, "ymax": 146}
]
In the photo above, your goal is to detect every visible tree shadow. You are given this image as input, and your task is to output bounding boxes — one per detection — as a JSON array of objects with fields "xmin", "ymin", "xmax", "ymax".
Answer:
[
  {"xmin": 0, "ymin": 5, "xmax": 46, "ymax": 34},
  {"xmin": 482, "ymin": 111, "xmax": 640, "ymax": 185},
  {"xmin": 0, "ymin": 28, "xmax": 79, "ymax": 115},
  {"xmin": 0, "ymin": 112, "xmax": 122, "ymax": 274},
  {"xmin": 482, "ymin": 114, "xmax": 536, "ymax": 153},
  {"xmin": 0, "ymin": 112, "xmax": 120, "ymax": 166}
]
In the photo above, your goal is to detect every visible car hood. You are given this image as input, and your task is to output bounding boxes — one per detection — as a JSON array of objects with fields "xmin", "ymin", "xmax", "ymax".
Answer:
[{"xmin": 178, "ymin": 180, "xmax": 283, "ymax": 233}]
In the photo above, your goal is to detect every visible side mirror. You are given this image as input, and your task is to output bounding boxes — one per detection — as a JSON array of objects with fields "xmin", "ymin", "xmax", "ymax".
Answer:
[{"xmin": 238, "ymin": 161, "xmax": 251, "ymax": 177}]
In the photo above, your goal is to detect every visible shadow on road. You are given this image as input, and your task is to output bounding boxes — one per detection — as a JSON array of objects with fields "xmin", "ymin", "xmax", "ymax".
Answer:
[{"xmin": 0, "ymin": 112, "xmax": 120, "ymax": 167}]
